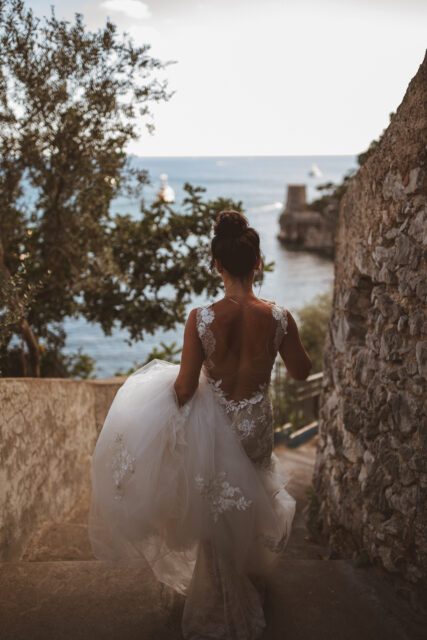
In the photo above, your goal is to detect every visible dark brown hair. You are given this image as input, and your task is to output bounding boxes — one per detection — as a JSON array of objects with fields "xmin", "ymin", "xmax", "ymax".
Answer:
[{"xmin": 210, "ymin": 210, "xmax": 262, "ymax": 278}]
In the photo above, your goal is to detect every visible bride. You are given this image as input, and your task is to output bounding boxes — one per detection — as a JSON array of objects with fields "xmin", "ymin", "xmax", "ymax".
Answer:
[{"xmin": 89, "ymin": 210, "xmax": 312, "ymax": 639}]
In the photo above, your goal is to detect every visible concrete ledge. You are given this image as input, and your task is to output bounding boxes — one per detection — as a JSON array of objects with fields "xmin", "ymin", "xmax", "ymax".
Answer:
[{"xmin": 0, "ymin": 377, "xmax": 124, "ymax": 561}]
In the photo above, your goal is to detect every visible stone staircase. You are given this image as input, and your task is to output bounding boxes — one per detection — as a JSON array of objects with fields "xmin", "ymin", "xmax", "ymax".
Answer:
[{"xmin": 1, "ymin": 438, "xmax": 425, "ymax": 640}]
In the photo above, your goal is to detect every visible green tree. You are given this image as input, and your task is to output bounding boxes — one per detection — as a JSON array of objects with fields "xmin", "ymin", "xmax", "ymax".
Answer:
[
  {"xmin": 0, "ymin": 1, "xmax": 258, "ymax": 378},
  {"xmin": 0, "ymin": 0, "xmax": 171, "ymax": 375},
  {"xmin": 297, "ymin": 289, "xmax": 332, "ymax": 373}
]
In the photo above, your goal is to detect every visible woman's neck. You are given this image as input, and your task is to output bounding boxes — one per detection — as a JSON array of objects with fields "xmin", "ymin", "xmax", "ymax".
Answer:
[{"xmin": 223, "ymin": 279, "xmax": 255, "ymax": 300}]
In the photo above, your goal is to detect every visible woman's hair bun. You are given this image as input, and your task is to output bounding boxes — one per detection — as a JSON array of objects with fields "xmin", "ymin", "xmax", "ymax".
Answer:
[
  {"xmin": 213, "ymin": 210, "xmax": 249, "ymax": 239},
  {"xmin": 210, "ymin": 208, "xmax": 262, "ymax": 278}
]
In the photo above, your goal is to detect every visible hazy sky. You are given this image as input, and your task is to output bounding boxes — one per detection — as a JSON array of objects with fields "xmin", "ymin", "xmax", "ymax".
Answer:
[{"xmin": 30, "ymin": 0, "xmax": 426, "ymax": 156}]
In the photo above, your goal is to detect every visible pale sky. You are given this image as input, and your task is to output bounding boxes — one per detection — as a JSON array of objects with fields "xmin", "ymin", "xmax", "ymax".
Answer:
[{"xmin": 30, "ymin": 0, "xmax": 427, "ymax": 156}]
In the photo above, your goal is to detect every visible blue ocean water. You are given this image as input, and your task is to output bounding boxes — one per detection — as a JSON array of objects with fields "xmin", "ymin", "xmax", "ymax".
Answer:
[{"xmin": 64, "ymin": 155, "xmax": 358, "ymax": 377}]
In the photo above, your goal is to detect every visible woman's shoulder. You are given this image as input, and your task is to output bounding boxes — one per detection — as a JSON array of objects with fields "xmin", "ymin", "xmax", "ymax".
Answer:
[
  {"xmin": 258, "ymin": 299, "xmax": 289, "ymax": 337},
  {"xmin": 188, "ymin": 302, "xmax": 215, "ymax": 329},
  {"xmin": 258, "ymin": 297, "xmax": 288, "ymax": 314},
  {"xmin": 187, "ymin": 300, "xmax": 214, "ymax": 315}
]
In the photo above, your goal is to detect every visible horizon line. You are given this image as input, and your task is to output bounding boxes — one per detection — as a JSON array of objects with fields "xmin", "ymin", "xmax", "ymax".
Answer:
[{"xmin": 129, "ymin": 152, "xmax": 358, "ymax": 159}]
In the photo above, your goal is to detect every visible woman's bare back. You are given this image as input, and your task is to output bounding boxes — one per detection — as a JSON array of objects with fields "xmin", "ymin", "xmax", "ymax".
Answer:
[
  {"xmin": 173, "ymin": 294, "xmax": 312, "ymax": 409},
  {"xmin": 196, "ymin": 296, "xmax": 287, "ymax": 403}
]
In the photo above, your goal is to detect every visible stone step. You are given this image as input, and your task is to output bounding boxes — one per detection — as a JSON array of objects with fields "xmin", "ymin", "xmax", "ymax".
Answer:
[
  {"xmin": 0, "ymin": 559, "xmax": 181, "ymax": 640},
  {"xmin": 22, "ymin": 521, "xmax": 94, "ymax": 562},
  {"xmin": 265, "ymin": 556, "xmax": 425, "ymax": 640},
  {"xmin": 21, "ymin": 518, "xmax": 328, "ymax": 563},
  {"xmin": 0, "ymin": 558, "xmax": 424, "ymax": 640},
  {"xmin": 6, "ymin": 439, "xmax": 423, "ymax": 639}
]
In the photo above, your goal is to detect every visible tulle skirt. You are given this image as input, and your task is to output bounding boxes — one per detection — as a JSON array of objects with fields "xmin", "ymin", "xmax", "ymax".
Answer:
[{"xmin": 89, "ymin": 359, "xmax": 296, "ymax": 636}]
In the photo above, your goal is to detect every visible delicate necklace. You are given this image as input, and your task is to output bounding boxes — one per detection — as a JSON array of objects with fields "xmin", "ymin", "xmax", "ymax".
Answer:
[{"xmin": 224, "ymin": 293, "xmax": 256, "ymax": 304}]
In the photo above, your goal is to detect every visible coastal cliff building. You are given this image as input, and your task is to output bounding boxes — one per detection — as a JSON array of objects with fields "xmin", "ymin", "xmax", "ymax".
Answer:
[
  {"xmin": 278, "ymin": 184, "xmax": 335, "ymax": 258},
  {"xmin": 313, "ymin": 51, "xmax": 427, "ymax": 606}
]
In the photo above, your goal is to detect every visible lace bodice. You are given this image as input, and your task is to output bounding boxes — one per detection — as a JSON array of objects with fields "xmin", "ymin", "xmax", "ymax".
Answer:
[
  {"xmin": 196, "ymin": 298, "xmax": 288, "ymax": 468},
  {"xmin": 196, "ymin": 299, "xmax": 288, "ymax": 399}
]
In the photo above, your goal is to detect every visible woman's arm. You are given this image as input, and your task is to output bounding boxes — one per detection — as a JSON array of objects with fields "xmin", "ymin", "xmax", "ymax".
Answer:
[
  {"xmin": 173, "ymin": 308, "xmax": 204, "ymax": 407},
  {"xmin": 279, "ymin": 310, "xmax": 312, "ymax": 381}
]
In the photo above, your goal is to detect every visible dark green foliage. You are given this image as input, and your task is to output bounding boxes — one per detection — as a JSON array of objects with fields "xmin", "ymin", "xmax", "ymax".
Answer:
[
  {"xmin": 270, "ymin": 365, "xmax": 306, "ymax": 429},
  {"xmin": 307, "ymin": 171, "xmax": 355, "ymax": 219},
  {"xmin": 270, "ymin": 290, "xmax": 332, "ymax": 428},
  {"xmin": 297, "ymin": 290, "xmax": 332, "ymax": 374},
  {"xmin": 0, "ymin": 270, "xmax": 39, "ymax": 347},
  {"xmin": 0, "ymin": 0, "xmax": 171, "ymax": 375},
  {"xmin": 114, "ymin": 341, "xmax": 182, "ymax": 376},
  {"xmin": 0, "ymin": 1, "xmax": 256, "ymax": 377},
  {"xmin": 41, "ymin": 348, "xmax": 96, "ymax": 379}
]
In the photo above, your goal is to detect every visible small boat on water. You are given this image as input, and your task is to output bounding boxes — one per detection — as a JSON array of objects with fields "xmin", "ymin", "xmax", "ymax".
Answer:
[
  {"xmin": 156, "ymin": 173, "xmax": 175, "ymax": 203},
  {"xmin": 308, "ymin": 163, "xmax": 322, "ymax": 178}
]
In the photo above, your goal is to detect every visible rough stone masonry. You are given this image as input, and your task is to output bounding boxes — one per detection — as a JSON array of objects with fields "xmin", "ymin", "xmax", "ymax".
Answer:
[{"xmin": 313, "ymin": 51, "xmax": 427, "ymax": 603}]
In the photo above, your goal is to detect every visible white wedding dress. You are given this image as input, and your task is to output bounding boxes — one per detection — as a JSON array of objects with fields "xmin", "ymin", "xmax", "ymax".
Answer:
[{"xmin": 89, "ymin": 299, "xmax": 296, "ymax": 639}]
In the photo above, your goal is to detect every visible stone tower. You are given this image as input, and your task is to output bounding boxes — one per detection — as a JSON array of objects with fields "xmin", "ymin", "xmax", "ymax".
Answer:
[
  {"xmin": 284, "ymin": 184, "xmax": 307, "ymax": 213},
  {"xmin": 278, "ymin": 184, "xmax": 334, "ymax": 257}
]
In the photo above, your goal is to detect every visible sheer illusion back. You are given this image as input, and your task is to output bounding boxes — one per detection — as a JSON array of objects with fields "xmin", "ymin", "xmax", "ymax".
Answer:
[
  {"xmin": 196, "ymin": 297, "xmax": 288, "ymax": 468},
  {"xmin": 197, "ymin": 296, "xmax": 288, "ymax": 401}
]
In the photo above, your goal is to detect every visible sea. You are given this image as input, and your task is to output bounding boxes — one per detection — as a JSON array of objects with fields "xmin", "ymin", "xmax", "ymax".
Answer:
[{"xmin": 64, "ymin": 155, "xmax": 358, "ymax": 377}]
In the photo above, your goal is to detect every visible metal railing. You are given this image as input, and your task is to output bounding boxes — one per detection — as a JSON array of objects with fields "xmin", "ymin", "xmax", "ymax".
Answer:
[
  {"xmin": 271, "ymin": 360, "xmax": 324, "ymax": 447},
  {"xmin": 293, "ymin": 370, "xmax": 323, "ymax": 416}
]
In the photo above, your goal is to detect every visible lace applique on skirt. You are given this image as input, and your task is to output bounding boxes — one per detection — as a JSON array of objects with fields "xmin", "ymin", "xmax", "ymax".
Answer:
[
  {"xmin": 109, "ymin": 432, "xmax": 136, "ymax": 499},
  {"xmin": 197, "ymin": 368, "xmax": 275, "ymax": 471},
  {"xmin": 195, "ymin": 471, "xmax": 252, "ymax": 523}
]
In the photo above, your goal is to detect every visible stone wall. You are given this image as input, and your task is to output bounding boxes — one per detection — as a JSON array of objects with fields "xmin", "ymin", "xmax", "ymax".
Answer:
[
  {"xmin": 0, "ymin": 377, "xmax": 123, "ymax": 560},
  {"xmin": 313, "ymin": 51, "xmax": 427, "ymax": 599}
]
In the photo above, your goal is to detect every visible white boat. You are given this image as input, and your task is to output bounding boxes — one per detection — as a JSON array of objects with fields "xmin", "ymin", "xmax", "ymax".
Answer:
[
  {"xmin": 157, "ymin": 173, "xmax": 175, "ymax": 203},
  {"xmin": 308, "ymin": 163, "xmax": 322, "ymax": 178}
]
